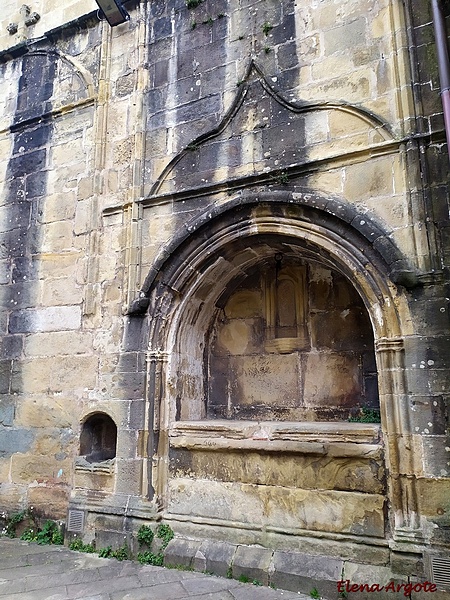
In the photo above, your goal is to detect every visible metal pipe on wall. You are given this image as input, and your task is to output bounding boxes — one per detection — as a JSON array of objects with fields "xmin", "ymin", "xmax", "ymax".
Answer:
[{"xmin": 431, "ymin": 0, "xmax": 450, "ymax": 159}]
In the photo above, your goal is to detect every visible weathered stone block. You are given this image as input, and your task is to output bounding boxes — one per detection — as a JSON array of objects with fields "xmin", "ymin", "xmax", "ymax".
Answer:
[
  {"xmin": 15, "ymin": 395, "xmax": 74, "ymax": 428},
  {"xmin": 421, "ymin": 435, "xmax": 450, "ymax": 478},
  {"xmin": 74, "ymin": 199, "xmax": 92, "ymax": 235},
  {"xmin": 323, "ymin": 18, "xmax": 367, "ymax": 55},
  {"xmin": 390, "ymin": 552, "xmax": 424, "ymax": 578},
  {"xmin": 27, "ymin": 484, "xmax": 69, "ymax": 519},
  {"xmin": 10, "ymin": 453, "xmax": 64, "ymax": 484},
  {"xmin": 52, "ymin": 355, "xmax": 97, "ymax": 390},
  {"xmin": 0, "ymin": 396, "xmax": 15, "ymax": 426},
  {"xmin": 39, "ymin": 253, "xmax": 81, "ymax": 279},
  {"xmin": 169, "ymin": 448, "xmax": 385, "ymax": 494},
  {"xmin": 9, "ymin": 149, "xmax": 47, "ymax": 178},
  {"xmin": 168, "ymin": 479, "xmax": 386, "ymax": 537},
  {"xmin": 271, "ymin": 551, "xmax": 343, "ymax": 598},
  {"xmin": 40, "ymin": 277, "xmax": 83, "ymax": 306},
  {"xmin": 0, "ymin": 360, "xmax": 12, "ymax": 394},
  {"xmin": 163, "ymin": 538, "xmax": 202, "ymax": 569},
  {"xmin": 42, "ymin": 192, "xmax": 76, "ymax": 223},
  {"xmin": 198, "ymin": 539, "xmax": 236, "ymax": 578},
  {"xmin": 9, "ymin": 306, "xmax": 81, "ymax": 334},
  {"xmin": 0, "ymin": 428, "xmax": 34, "ymax": 458},
  {"xmin": 304, "ymin": 353, "xmax": 361, "ymax": 408},
  {"xmin": 0, "ymin": 482, "xmax": 26, "ymax": 512},
  {"xmin": 41, "ymin": 221, "xmax": 75, "ymax": 253},
  {"xmin": 24, "ymin": 330, "xmax": 93, "ymax": 357},
  {"xmin": 74, "ymin": 469, "xmax": 114, "ymax": 493},
  {"xmin": 231, "ymin": 354, "xmax": 299, "ymax": 408},
  {"xmin": 116, "ymin": 429, "xmax": 138, "ymax": 460},
  {"xmin": 128, "ymin": 399, "xmax": 146, "ymax": 429},
  {"xmin": 232, "ymin": 545, "xmax": 272, "ymax": 586},
  {"xmin": 0, "ymin": 334, "xmax": 23, "ymax": 359},
  {"xmin": 114, "ymin": 459, "xmax": 143, "ymax": 495},
  {"xmin": 95, "ymin": 529, "xmax": 132, "ymax": 551}
]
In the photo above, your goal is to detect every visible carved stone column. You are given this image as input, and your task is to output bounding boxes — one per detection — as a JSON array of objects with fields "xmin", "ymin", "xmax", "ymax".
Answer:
[
  {"xmin": 145, "ymin": 348, "xmax": 171, "ymax": 505},
  {"xmin": 376, "ymin": 337, "xmax": 424, "ymax": 545}
]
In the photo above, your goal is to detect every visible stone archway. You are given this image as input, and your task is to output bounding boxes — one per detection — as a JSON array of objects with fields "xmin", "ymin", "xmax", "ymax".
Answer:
[{"xmin": 139, "ymin": 192, "xmax": 420, "ymax": 553}]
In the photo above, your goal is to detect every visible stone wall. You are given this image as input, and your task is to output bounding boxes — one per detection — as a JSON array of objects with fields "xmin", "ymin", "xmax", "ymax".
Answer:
[{"xmin": 0, "ymin": 0, "xmax": 449, "ymax": 591}]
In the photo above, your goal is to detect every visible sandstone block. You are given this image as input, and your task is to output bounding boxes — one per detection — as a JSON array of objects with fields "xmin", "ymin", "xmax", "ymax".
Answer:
[
  {"xmin": 168, "ymin": 478, "xmax": 386, "ymax": 537},
  {"xmin": 198, "ymin": 539, "xmax": 236, "ymax": 578},
  {"xmin": 51, "ymin": 137, "xmax": 86, "ymax": 167},
  {"xmin": 39, "ymin": 253, "xmax": 81, "ymax": 279},
  {"xmin": 116, "ymin": 429, "xmax": 138, "ymax": 459},
  {"xmin": 74, "ymin": 199, "xmax": 92, "ymax": 235},
  {"xmin": 95, "ymin": 529, "xmax": 132, "ymax": 551},
  {"xmin": 42, "ymin": 192, "xmax": 77, "ymax": 223},
  {"xmin": 0, "ymin": 458, "xmax": 11, "ymax": 482},
  {"xmin": 9, "ymin": 306, "xmax": 81, "ymax": 334},
  {"xmin": 10, "ymin": 453, "xmax": 64, "ymax": 484},
  {"xmin": 0, "ymin": 360, "xmax": 11, "ymax": 394},
  {"xmin": 114, "ymin": 459, "xmax": 143, "ymax": 495},
  {"xmin": 74, "ymin": 470, "xmax": 114, "ymax": 493},
  {"xmin": 305, "ymin": 111, "xmax": 329, "ymax": 145},
  {"xmin": 0, "ymin": 334, "xmax": 23, "ymax": 359},
  {"xmin": 24, "ymin": 330, "xmax": 93, "ymax": 357},
  {"xmin": 0, "ymin": 482, "xmax": 26, "ymax": 512},
  {"xmin": 323, "ymin": 19, "xmax": 366, "ymax": 55},
  {"xmin": 164, "ymin": 538, "xmax": 202, "ymax": 569},
  {"xmin": 231, "ymin": 354, "xmax": 299, "ymax": 408},
  {"xmin": 0, "ymin": 396, "xmax": 15, "ymax": 426},
  {"xmin": 15, "ymin": 395, "xmax": 74, "ymax": 428},
  {"xmin": 271, "ymin": 550, "xmax": 343, "ymax": 598},
  {"xmin": 0, "ymin": 428, "xmax": 34, "ymax": 458},
  {"xmin": 41, "ymin": 221, "xmax": 75, "ymax": 253},
  {"xmin": 232, "ymin": 545, "xmax": 272, "ymax": 585},
  {"xmin": 304, "ymin": 353, "xmax": 361, "ymax": 407},
  {"xmin": 27, "ymin": 484, "xmax": 69, "ymax": 520},
  {"xmin": 49, "ymin": 355, "xmax": 98, "ymax": 390},
  {"xmin": 344, "ymin": 158, "xmax": 394, "ymax": 201},
  {"xmin": 40, "ymin": 277, "xmax": 83, "ymax": 306}
]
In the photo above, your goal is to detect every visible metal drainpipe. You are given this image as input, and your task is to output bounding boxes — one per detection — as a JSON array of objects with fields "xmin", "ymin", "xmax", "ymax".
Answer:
[{"xmin": 431, "ymin": 0, "xmax": 450, "ymax": 159}]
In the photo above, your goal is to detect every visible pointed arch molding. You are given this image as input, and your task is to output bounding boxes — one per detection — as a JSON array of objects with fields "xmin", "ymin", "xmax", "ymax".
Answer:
[
  {"xmin": 131, "ymin": 189, "xmax": 418, "ymax": 317},
  {"xmin": 9, "ymin": 49, "xmax": 95, "ymax": 132},
  {"xmin": 150, "ymin": 61, "xmax": 395, "ymax": 198}
]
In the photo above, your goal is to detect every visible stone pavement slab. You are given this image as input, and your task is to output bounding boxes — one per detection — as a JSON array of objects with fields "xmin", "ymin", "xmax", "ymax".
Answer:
[{"xmin": 0, "ymin": 538, "xmax": 309, "ymax": 600}]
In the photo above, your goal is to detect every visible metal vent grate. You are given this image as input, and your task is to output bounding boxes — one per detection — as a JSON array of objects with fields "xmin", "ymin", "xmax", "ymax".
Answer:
[
  {"xmin": 431, "ymin": 556, "xmax": 450, "ymax": 589},
  {"xmin": 67, "ymin": 509, "xmax": 84, "ymax": 533}
]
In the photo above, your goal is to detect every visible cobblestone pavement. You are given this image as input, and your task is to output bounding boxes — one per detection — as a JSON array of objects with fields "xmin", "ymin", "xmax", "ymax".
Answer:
[{"xmin": 0, "ymin": 538, "xmax": 310, "ymax": 600}]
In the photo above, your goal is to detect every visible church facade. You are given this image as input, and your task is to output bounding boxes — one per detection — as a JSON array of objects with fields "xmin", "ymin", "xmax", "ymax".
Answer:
[{"xmin": 0, "ymin": 0, "xmax": 449, "ymax": 592}]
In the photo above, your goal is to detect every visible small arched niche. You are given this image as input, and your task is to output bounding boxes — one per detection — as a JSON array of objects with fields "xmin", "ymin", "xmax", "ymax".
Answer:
[
  {"xmin": 79, "ymin": 413, "xmax": 117, "ymax": 463},
  {"xmin": 206, "ymin": 255, "xmax": 379, "ymax": 422}
]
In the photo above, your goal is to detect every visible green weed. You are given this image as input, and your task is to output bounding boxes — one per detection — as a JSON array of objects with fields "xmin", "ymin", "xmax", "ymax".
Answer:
[
  {"xmin": 137, "ymin": 524, "xmax": 154, "ymax": 548},
  {"xmin": 137, "ymin": 551, "xmax": 164, "ymax": 566},
  {"xmin": 262, "ymin": 22, "xmax": 273, "ymax": 36},
  {"xmin": 69, "ymin": 538, "xmax": 95, "ymax": 553}
]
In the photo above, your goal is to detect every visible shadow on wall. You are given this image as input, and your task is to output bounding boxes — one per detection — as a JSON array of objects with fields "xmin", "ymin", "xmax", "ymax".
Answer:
[{"xmin": 207, "ymin": 253, "xmax": 379, "ymax": 422}]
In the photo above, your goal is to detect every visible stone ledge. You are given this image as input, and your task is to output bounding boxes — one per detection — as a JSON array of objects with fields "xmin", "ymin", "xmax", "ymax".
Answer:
[
  {"xmin": 170, "ymin": 420, "xmax": 381, "ymax": 444},
  {"xmin": 169, "ymin": 435, "xmax": 382, "ymax": 458},
  {"xmin": 157, "ymin": 536, "xmax": 420, "ymax": 599}
]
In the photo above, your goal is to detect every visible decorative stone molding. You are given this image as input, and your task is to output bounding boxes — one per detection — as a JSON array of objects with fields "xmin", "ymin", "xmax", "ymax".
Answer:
[
  {"xmin": 75, "ymin": 456, "xmax": 115, "ymax": 475},
  {"xmin": 7, "ymin": 5, "xmax": 40, "ymax": 40},
  {"xmin": 170, "ymin": 421, "xmax": 383, "ymax": 458}
]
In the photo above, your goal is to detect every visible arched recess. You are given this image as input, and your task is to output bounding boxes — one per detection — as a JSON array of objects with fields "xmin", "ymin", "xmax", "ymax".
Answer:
[
  {"xmin": 79, "ymin": 412, "xmax": 117, "ymax": 463},
  {"xmin": 141, "ymin": 192, "xmax": 421, "ymax": 542}
]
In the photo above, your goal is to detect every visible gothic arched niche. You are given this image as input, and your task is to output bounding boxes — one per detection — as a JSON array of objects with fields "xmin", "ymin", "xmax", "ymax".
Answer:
[
  {"xmin": 206, "ymin": 254, "xmax": 379, "ymax": 422},
  {"xmin": 142, "ymin": 195, "xmax": 413, "ymax": 539}
]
